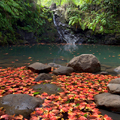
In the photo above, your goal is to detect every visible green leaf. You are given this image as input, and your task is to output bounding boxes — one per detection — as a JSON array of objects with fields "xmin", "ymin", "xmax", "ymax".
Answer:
[
  {"xmin": 57, "ymin": 88, "xmax": 60, "ymax": 91},
  {"xmin": 33, "ymin": 92, "xmax": 40, "ymax": 95},
  {"xmin": 65, "ymin": 100, "xmax": 70, "ymax": 103},
  {"xmin": 84, "ymin": 114, "xmax": 87, "ymax": 118},
  {"xmin": 76, "ymin": 103, "xmax": 80, "ymax": 106},
  {"xmin": 99, "ymin": 26, "xmax": 103, "ymax": 32},
  {"xmin": 37, "ymin": 88, "xmax": 42, "ymax": 90}
]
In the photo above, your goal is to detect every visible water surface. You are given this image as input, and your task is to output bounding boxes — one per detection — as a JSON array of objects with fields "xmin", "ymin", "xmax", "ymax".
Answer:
[{"xmin": 0, "ymin": 44, "xmax": 120, "ymax": 74}]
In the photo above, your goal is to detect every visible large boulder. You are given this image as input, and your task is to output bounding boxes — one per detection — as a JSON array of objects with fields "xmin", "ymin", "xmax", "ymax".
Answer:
[
  {"xmin": 67, "ymin": 54, "xmax": 101, "ymax": 73},
  {"xmin": 53, "ymin": 66, "xmax": 74, "ymax": 75},
  {"xmin": 0, "ymin": 94, "xmax": 43, "ymax": 118},
  {"xmin": 28, "ymin": 62, "xmax": 51, "ymax": 73},
  {"xmin": 107, "ymin": 78, "xmax": 120, "ymax": 94},
  {"xmin": 35, "ymin": 73, "xmax": 52, "ymax": 82},
  {"xmin": 31, "ymin": 83, "xmax": 63, "ymax": 95},
  {"xmin": 94, "ymin": 93, "xmax": 120, "ymax": 112}
]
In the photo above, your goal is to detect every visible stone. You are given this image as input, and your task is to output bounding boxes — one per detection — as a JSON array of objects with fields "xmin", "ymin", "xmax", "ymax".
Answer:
[
  {"xmin": 35, "ymin": 73, "xmax": 52, "ymax": 82},
  {"xmin": 67, "ymin": 54, "xmax": 101, "ymax": 73},
  {"xmin": 0, "ymin": 94, "xmax": 43, "ymax": 118},
  {"xmin": 109, "ymin": 78, "xmax": 120, "ymax": 84},
  {"xmin": 105, "ymin": 67, "xmax": 118, "ymax": 76},
  {"xmin": 28, "ymin": 62, "xmax": 51, "ymax": 73},
  {"xmin": 31, "ymin": 83, "xmax": 63, "ymax": 95},
  {"xmin": 85, "ymin": 30, "xmax": 93, "ymax": 39},
  {"xmin": 100, "ymin": 71, "xmax": 108, "ymax": 75},
  {"xmin": 94, "ymin": 93, "xmax": 120, "ymax": 112},
  {"xmin": 115, "ymin": 34, "xmax": 120, "ymax": 40},
  {"xmin": 107, "ymin": 78, "xmax": 120, "ymax": 94},
  {"xmin": 48, "ymin": 63, "xmax": 61, "ymax": 68},
  {"xmin": 53, "ymin": 66, "xmax": 74, "ymax": 75},
  {"xmin": 114, "ymin": 66, "xmax": 120, "ymax": 74},
  {"xmin": 49, "ymin": 3, "xmax": 56, "ymax": 10}
]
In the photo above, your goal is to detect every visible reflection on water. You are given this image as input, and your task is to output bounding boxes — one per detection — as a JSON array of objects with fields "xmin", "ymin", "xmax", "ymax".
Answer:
[
  {"xmin": 0, "ymin": 44, "xmax": 120, "ymax": 71},
  {"xmin": 62, "ymin": 43, "xmax": 78, "ymax": 53}
]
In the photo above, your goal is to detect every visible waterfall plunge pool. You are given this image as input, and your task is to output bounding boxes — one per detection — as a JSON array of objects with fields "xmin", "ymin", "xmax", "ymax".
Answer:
[{"xmin": 0, "ymin": 43, "xmax": 120, "ymax": 75}]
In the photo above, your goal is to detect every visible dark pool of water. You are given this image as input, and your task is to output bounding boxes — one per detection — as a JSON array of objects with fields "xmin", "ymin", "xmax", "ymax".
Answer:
[{"xmin": 0, "ymin": 44, "xmax": 120, "ymax": 74}]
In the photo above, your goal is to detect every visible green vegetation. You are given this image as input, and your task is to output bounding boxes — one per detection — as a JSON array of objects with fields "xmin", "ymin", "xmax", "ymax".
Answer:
[
  {"xmin": 33, "ymin": 91, "xmax": 40, "ymax": 95},
  {"xmin": 67, "ymin": 0, "xmax": 120, "ymax": 33},
  {"xmin": 0, "ymin": 0, "xmax": 53, "ymax": 45},
  {"xmin": 39, "ymin": 0, "xmax": 120, "ymax": 34}
]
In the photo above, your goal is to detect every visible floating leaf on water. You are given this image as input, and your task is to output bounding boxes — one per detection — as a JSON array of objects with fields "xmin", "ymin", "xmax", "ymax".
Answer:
[{"xmin": 28, "ymin": 57, "xmax": 32, "ymax": 59}]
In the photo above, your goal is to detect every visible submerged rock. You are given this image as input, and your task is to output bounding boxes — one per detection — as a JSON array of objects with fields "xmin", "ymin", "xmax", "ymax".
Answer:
[
  {"xmin": 0, "ymin": 94, "xmax": 43, "ymax": 118},
  {"xmin": 67, "ymin": 54, "xmax": 101, "ymax": 73}
]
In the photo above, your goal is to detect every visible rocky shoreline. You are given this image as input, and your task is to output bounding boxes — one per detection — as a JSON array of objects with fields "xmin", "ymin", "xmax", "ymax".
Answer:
[{"xmin": 0, "ymin": 54, "xmax": 120, "ymax": 119}]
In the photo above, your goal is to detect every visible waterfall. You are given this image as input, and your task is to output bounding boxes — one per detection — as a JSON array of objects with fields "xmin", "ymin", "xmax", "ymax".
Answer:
[
  {"xmin": 53, "ymin": 14, "xmax": 63, "ymax": 41},
  {"xmin": 53, "ymin": 14, "xmax": 80, "ymax": 64},
  {"xmin": 53, "ymin": 14, "xmax": 80, "ymax": 52}
]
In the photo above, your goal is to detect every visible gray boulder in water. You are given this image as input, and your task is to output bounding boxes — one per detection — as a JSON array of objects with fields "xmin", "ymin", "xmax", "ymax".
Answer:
[{"xmin": 67, "ymin": 54, "xmax": 101, "ymax": 73}]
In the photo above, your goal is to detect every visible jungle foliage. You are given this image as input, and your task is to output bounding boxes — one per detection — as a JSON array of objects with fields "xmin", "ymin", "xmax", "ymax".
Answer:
[
  {"xmin": 0, "ymin": 0, "xmax": 52, "ymax": 44},
  {"xmin": 39, "ymin": 0, "xmax": 120, "ymax": 34},
  {"xmin": 0, "ymin": 0, "xmax": 120, "ymax": 45}
]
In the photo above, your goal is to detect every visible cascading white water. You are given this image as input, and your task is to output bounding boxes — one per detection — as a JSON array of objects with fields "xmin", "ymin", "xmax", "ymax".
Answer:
[
  {"xmin": 53, "ymin": 14, "xmax": 63, "ymax": 41},
  {"xmin": 53, "ymin": 14, "xmax": 79, "ymax": 52}
]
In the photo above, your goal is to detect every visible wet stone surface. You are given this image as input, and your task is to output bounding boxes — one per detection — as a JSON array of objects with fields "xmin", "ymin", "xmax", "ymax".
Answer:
[
  {"xmin": 0, "ymin": 94, "xmax": 43, "ymax": 118},
  {"xmin": 31, "ymin": 83, "xmax": 64, "ymax": 95}
]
